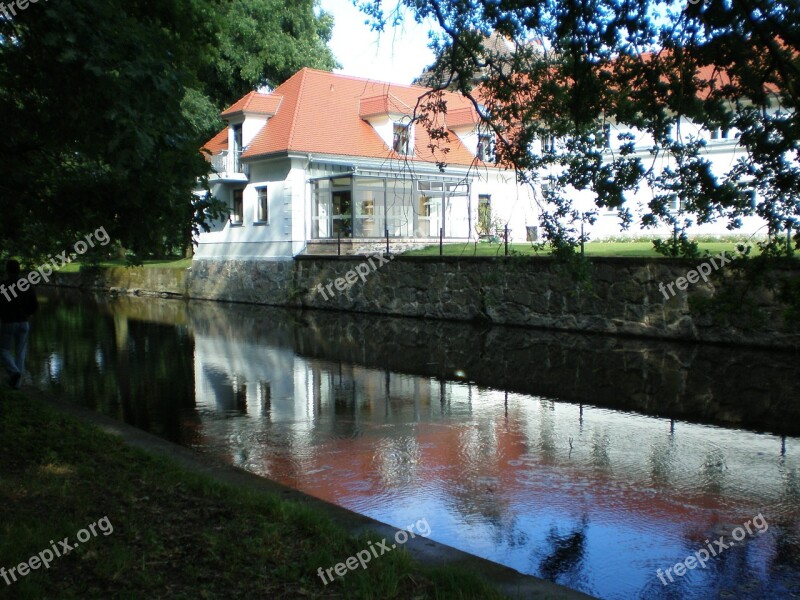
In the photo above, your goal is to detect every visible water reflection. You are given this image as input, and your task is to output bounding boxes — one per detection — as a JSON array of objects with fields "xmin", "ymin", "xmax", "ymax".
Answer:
[{"xmin": 30, "ymin": 289, "xmax": 800, "ymax": 600}]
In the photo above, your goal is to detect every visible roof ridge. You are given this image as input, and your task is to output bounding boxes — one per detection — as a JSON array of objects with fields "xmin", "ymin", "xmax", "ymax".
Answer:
[
  {"xmin": 242, "ymin": 91, "xmax": 256, "ymax": 111},
  {"xmin": 294, "ymin": 67, "xmax": 440, "ymax": 94},
  {"xmin": 388, "ymin": 92, "xmax": 414, "ymax": 113},
  {"xmin": 286, "ymin": 68, "xmax": 310, "ymax": 151}
]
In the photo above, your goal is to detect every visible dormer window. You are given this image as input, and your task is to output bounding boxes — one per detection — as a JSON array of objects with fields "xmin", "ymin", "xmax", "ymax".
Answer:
[
  {"xmin": 393, "ymin": 123, "xmax": 411, "ymax": 155},
  {"xmin": 232, "ymin": 124, "xmax": 244, "ymax": 172},
  {"xmin": 477, "ymin": 132, "xmax": 496, "ymax": 162}
]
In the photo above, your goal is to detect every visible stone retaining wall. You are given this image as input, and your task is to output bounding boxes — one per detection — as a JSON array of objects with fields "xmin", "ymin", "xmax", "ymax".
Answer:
[{"xmin": 49, "ymin": 256, "xmax": 800, "ymax": 349}]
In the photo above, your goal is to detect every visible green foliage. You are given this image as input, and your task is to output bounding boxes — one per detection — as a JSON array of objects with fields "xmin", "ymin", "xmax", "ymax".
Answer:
[
  {"xmin": 204, "ymin": 0, "xmax": 338, "ymax": 109},
  {"xmin": 365, "ymin": 0, "xmax": 800, "ymax": 260},
  {"xmin": 653, "ymin": 229, "xmax": 701, "ymax": 258},
  {"xmin": 778, "ymin": 276, "xmax": 800, "ymax": 329},
  {"xmin": 0, "ymin": 0, "xmax": 336, "ymax": 263}
]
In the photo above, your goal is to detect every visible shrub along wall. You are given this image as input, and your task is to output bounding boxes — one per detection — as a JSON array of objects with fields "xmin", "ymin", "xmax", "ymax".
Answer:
[{"xmin": 49, "ymin": 256, "xmax": 800, "ymax": 349}]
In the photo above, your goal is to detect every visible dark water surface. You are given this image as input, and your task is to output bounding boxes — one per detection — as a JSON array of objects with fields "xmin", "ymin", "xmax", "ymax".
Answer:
[{"xmin": 29, "ymin": 288, "xmax": 800, "ymax": 599}]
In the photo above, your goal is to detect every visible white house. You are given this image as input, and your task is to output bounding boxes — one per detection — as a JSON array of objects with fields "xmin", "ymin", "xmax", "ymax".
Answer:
[
  {"xmin": 196, "ymin": 67, "xmax": 772, "ymax": 259},
  {"xmin": 196, "ymin": 68, "xmax": 535, "ymax": 259}
]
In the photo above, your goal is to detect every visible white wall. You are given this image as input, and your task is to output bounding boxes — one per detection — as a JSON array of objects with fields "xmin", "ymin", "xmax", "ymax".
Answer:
[
  {"xmin": 526, "ymin": 116, "xmax": 771, "ymax": 241},
  {"xmin": 469, "ymin": 167, "xmax": 539, "ymax": 242},
  {"xmin": 195, "ymin": 159, "xmax": 297, "ymax": 259}
]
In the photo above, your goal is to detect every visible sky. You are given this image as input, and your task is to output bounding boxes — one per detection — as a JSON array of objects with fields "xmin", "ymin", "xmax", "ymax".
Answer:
[{"xmin": 317, "ymin": 0, "xmax": 438, "ymax": 84}]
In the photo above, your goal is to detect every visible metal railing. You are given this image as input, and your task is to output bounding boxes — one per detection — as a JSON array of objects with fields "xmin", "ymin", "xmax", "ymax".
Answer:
[{"xmin": 210, "ymin": 149, "xmax": 247, "ymax": 176}]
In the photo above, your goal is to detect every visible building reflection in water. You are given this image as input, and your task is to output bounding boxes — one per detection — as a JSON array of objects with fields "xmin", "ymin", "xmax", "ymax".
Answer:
[{"xmin": 33, "ymin": 290, "xmax": 800, "ymax": 600}]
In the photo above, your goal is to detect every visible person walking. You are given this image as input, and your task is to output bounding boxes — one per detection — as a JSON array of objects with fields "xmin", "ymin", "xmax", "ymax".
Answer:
[{"xmin": 0, "ymin": 260, "xmax": 39, "ymax": 389}]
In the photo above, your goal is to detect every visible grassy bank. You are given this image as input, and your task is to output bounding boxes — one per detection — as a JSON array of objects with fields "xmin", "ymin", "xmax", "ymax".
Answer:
[
  {"xmin": 59, "ymin": 258, "xmax": 193, "ymax": 273},
  {"xmin": 403, "ymin": 240, "xmax": 754, "ymax": 257},
  {"xmin": 0, "ymin": 389, "xmax": 504, "ymax": 599}
]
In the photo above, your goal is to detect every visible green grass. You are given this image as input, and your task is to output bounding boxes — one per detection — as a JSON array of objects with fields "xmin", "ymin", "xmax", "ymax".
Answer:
[
  {"xmin": 402, "ymin": 240, "xmax": 757, "ymax": 258},
  {"xmin": 0, "ymin": 389, "xmax": 505, "ymax": 599},
  {"xmin": 58, "ymin": 258, "xmax": 193, "ymax": 273}
]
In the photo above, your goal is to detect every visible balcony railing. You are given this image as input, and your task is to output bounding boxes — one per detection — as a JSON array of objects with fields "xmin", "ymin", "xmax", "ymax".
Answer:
[{"xmin": 210, "ymin": 150, "xmax": 248, "ymax": 178}]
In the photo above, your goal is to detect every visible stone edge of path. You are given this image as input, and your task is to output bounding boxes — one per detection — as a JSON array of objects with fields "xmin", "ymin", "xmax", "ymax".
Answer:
[{"xmin": 35, "ymin": 389, "xmax": 598, "ymax": 600}]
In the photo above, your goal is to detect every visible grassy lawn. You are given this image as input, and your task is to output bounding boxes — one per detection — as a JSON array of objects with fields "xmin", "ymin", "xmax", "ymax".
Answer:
[
  {"xmin": 0, "ymin": 389, "xmax": 504, "ymax": 599},
  {"xmin": 402, "ymin": 240, "xmax": 756, "ymax": 258},
  {"xmin": 58, "ymin": 258, "xmax": 193, "ymax": 273}
]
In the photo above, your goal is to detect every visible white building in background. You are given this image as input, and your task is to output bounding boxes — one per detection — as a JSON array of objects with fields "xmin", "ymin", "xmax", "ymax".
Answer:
[
  {"xmin": 539, "ymin": 116, "xmax": 768, "ymax": 241},
  {"xmin": 196, "ymin": 67, "xmax": 770, "ymax": 259}
]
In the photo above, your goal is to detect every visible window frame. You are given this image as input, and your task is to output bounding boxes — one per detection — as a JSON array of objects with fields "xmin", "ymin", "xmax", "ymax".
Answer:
[
  {"xmin": 255, "ymin": 186, "xmax": 269, "ymax": 225},
  {"xmin": 477, "ymin": 132, "xmax": 496, "ymax": 162},
  {"xmin": 393, "ymin": 122, "xmax": 411, "ymax": 156},
  {"xmin": 666, "ymin": 194, "xmax": 681, "ymax": 214},
  {"xmin": 231, "ymin": 188, "xmax": 244, "ymax": 226},
  {"xmin": 541, "ymin": 133, "xmax": 556, "ymax": 153},
  {"xmin": 478, "ymin": 194, "xmax": 492, "ymax": 235},
  {"xmin": 710, "ymin": 127, "xmax": 730, "ymax": 141}
]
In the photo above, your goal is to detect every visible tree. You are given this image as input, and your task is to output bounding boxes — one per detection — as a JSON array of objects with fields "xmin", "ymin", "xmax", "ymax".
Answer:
[
  {"xmin": 0, "ymin": 0, "xmax": 336, "ymax": 262},
  {"xmin": 362, "ymin": 0, "xmax": 800, "ymax": 255},
  {"xmin": 205, "ymin": 0, "xmax": 337, "ymax": 108}
]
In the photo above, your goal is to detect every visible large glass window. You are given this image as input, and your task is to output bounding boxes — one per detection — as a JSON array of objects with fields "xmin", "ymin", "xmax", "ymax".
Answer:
[
  {"xmin": 386, "ymin": 179, "xmax": 414, "ymax": 237},
  {"xmin": 332, "ymin": 184, "xmax": 352, "ymax": 238},
  {"xmin": 354, "ymin": 178, "xmax": 385, "ymax": 237},
  {"xmin": 313, "ymin": 177, "xmax": 352, "ymax": 238},
  {"xmin": 312, "ymin": 175, "xmax": 469, "ymax": 239},
  {"xmin": 415, "ymin": 194, "xmax": 441, "ymax": 237},
  {"xmin": 312, "ymin": 179, "xmax": 331, "ymax": 238}
]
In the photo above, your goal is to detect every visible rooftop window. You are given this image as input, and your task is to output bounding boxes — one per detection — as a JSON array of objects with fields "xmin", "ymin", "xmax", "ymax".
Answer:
[{"xmin": 393, "ymin": 123, "xmax": 411, "ymax": 156}]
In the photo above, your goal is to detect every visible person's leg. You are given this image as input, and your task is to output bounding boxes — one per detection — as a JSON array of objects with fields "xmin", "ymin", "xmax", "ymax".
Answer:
[
  {"xmin": 0, "ymin": 323, "xmax": 19, "ymax": 376},
  {"xmin": 14, "ymin": 322, "xmax": 30, "ymax": 386},
  {"xmin": 1, "ymin": 323, "xmax": 21, "ymax": 387}
]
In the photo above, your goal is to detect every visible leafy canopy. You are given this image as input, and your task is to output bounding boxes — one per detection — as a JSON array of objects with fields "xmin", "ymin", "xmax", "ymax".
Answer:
[
  {"xmin": 364, "ymin": 0, "xmax": 800, "ymax": 256},
  {"xmin": 0, "ymin": 0, "xmax": 336, "ymax": 262}
]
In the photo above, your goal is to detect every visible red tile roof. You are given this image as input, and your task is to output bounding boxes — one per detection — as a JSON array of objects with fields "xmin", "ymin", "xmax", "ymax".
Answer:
[
  {"xmin": 202, "ymin": 128, "xmax": 228, "ymax": 159},
  {"xmin": 359, "ymin": 93, "xmax": 414, "ymax": 118},
  {"xmin": 205, "ymin": 68, "xmax": 488, "ymax": 167},
  {"xmin": 219, "ymin": 91, "xmax": 283, "ymax": 118},
  {"xmin": 446, "ymin": 106, "xmax": 480, "ymax": 129}
]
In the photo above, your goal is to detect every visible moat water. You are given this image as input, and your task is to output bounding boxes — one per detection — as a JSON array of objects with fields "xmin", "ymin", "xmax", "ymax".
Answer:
[{"xmin": 28, "ymin": 288, "xmax": 800, "ymax": 599}]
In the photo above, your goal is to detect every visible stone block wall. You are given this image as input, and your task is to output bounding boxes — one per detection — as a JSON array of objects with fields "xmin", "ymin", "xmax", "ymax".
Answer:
[{"xmin": 50, "ymin": 256, "xmax": 800, "ymax": 349}]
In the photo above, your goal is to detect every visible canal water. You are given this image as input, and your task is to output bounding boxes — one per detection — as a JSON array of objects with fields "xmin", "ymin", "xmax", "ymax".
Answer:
[{"xmin": 29, "ymin": 288, "xmax": 800, "ymax": 599}]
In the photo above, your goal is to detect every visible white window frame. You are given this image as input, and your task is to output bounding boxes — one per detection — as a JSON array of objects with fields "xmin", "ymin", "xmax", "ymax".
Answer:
[
  {"xmin": 667, "ymin": 194, "xmax": 681, "ymax": 214},
  {"xmin": 393, "ymin": 122, "xmax": 411, "ymax": 156},
  {"xmin": 255, "ymin": 186, "xmax": 269, "ymax": 224},
  {"xmin": 477, "ymin": 131, "xmax": 496, "ymax": 162},
  {"xmin": 231, "ymin": 188, "xmax": 244, "ymax": 226}
]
